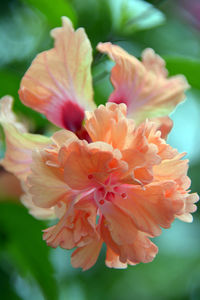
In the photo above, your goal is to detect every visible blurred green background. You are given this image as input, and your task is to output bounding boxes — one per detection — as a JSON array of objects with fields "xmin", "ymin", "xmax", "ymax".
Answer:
[{"xmin": 0, "ymin": 0, "xmax": 200, "ymax": 299}]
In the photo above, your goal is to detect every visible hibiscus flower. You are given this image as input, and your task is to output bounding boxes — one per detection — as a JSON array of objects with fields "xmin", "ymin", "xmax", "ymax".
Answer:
[{"xmin": 0, "ymin": 17, "xmax": 198, "ymax": 270}]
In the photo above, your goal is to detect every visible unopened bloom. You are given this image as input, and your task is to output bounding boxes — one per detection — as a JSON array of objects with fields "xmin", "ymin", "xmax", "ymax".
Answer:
[{"xmin": 0, "ymin": 17, "xmax": 198, "ymax": 270}]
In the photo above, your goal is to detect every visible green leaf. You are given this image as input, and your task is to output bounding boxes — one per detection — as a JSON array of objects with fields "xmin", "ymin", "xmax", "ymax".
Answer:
[
  {"xmin": 189, "ymin": 160, "xmax": 200, "ymax": 195},
  {"xmin": 0, "ymin": 4, "xmax": 47, "ymax": 68},
  {"xmin": 0, "ymin": 69, "xmax": 49, "ymax": 130},
  {"xmin": 165, "ymin": 57, "xmax": 200, "ymax": 90},
  {"xmin": 21, "ymin": 0, "xmax": 77, "ymax": 27},
  {"xmin": 0, "ymin": 265, "xmax": 22, "ymax": 300},
  {"xmin": 92, "ymin": 60, "xmax": 113, "ymax": 106},
  {"xmin": 132, "ymin": 18, "xmax": 200, "ymax": 59},
  {"xmin": 0, "ymin": 202, "xmax": 58, "ymax": 300},
  {"xmin": 72, "ymin": 0, "xmax": 112, "ymax": 47},
  {"xmin": 108, "ymin": 0, "xmax": 165, "ymax": 34}
]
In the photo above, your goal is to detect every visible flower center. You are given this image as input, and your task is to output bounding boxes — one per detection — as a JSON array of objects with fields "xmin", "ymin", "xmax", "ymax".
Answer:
[{"xmin": 92, "ymin": 176, "xmax": 127, "ymax": 206}]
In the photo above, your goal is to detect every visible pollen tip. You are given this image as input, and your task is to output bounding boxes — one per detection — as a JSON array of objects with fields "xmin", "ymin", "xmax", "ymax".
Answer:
[
  {"xmin": 99, "ymin": 187, "xmax": 105, "ymax": 193},
  {"xmin": 121, "ymin": 192, "xmax": 127, "ymax": 199}
]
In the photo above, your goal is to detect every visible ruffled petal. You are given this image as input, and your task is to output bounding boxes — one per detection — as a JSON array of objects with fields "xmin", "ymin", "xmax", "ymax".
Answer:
[
  {"xmin": 19, "ymin": 17, "xmax": 96, "ymax": 131},
  {"xmin": 71, "ymin": 238, "xmax": 103, "ymax": 271},
  {"xmin": 97, "ymin": 43, "xmax": 189, "ymax": 124},
  {"xmin": 140, "ymin": 120, "xmax": 178, "ymax": 160},
  {"xmin": 177, "ymin": 193, "xmax": 199, "ymax": 223},
  {"xmin": 113, "ymin": 182, "xmax": 184, "ymax": 237},
  {"xmin": 118, "ymin": 231, "xmax": 158, "ymax": 264},
  {"xmin": 62, "ymin": 139, "xmax": 126, "ymax": 190},
  {"xmin": 0, "ymin": 96, "xmax": 50, "ymax": 181},
  {"xmin": 85, "ymin": 103, "xmax": 161, "ymax": 167},
  {"xmin": 105, "ymin": 247, "xmax": 128, "ymax": 269},
  {"xmin": 153, "ymin": 154, "xmax": 191, "ymax": 190},
  {"xmin": 100, "ymin": 202, "xmax": 138, "ymax": 244},
  {"xmin": 43, "ymin": 198, "xmax": 98, "ymax": 249},
  {"xmin": 141, "ymin": 48, "xmax": 168, "ymax": 77},
  {"xmin": 151, "ymin": 116, "xmax": 173, "ymax": 139},
  {"xmin": 85, "ymin": 103, "xmax": 129, "ymax": 149},
  {"xmin": 44, "ymin": 224, "xmax": 75, "ymax": 249},
  {"xmin": 21, "ymin": 182, "xmax": 55, "ymax": 220},
  {"xmin": 28, "ymin": 150, "xmax": 71, "ymax": 208},
  {"xmin": 52, "ymin": 129, "xmax": 78, "ymax": 147},
  {"xmin": 86, "ymin": 104, "xmax": 178, "ymax": 185},
  {"xmin": 105, "ymin": 247, "xmax": 137, "ymax": 268},
  {"xmin": 100, "ymin": 214, "xmax": 158, "ymax": 264}
]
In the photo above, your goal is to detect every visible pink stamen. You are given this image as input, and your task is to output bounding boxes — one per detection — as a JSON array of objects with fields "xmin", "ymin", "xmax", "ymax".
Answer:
[
  {"xmin": 105, "ymin": 191, "xmax": 115, "ymax": 201},
  {"xmin": 99, "ymin": 199, "xmax": 105, "ymax": 205},
  {"xmin": 121, "ymin": 192, "xmax": 127, "ymax": 199}
]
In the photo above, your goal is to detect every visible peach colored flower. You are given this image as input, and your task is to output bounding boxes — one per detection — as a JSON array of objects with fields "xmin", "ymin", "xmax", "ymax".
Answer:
[
  {"xmin": 18, "ymin": 17, "xmax": 96, "ymax": 132},
  {"xmin": 97, "ymin": 44, "xmax": 189, "ymax": 125},
  {"xmin": 18, "ymin": 17, "xmax": 188, "ymax": 135},
  {"xmin": 0, "ymin": 17, "xmax": 198, "ymax": 271},
  {"xmin": 25, "ymin": 103, "xmax": 198, "ymax": 270}
]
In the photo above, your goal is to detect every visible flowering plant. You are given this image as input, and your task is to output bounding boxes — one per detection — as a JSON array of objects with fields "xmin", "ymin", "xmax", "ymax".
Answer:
[{"xmin": 0, "ymin": 17, "xmax": 198, "ymax": 270}]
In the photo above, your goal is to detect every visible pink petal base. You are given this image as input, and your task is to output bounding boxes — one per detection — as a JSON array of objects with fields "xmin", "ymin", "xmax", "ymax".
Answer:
[{"xmin": 62, "ymin": 101, "xmax": 85, "ymax": 132}]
